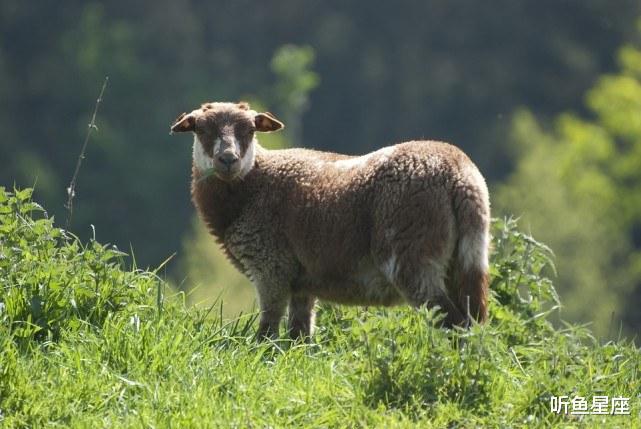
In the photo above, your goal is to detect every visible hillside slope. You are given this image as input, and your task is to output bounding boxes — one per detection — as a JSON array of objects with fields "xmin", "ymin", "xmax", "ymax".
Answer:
[{"xmin": 0, "ymin": 188, "xmax": 639, "ymax": 428}]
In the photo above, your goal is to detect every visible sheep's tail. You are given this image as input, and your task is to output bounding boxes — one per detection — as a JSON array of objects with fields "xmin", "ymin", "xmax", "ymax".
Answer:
[{"xmin": 451, "ymin": 172, "xmax": 491, "ymax": 323}]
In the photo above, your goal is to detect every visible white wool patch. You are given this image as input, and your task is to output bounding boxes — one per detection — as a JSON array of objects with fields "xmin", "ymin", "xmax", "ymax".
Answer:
[
  {"xmin": 333, "ymin": 154, "xmax": 372, "ymax": 170},
  {"xmin": 381, "ymin": 253, "xmax": 397, "ymax": 283},
  {"xmin": 238, "ymin": 138, "xmax": 257, "ymax": 178},
  {"xmin": 333, "ymin": 146, "xmax": 395, "ymax": 170},
  {"xmin": 192, "ymin": 136, "xmax": 217, "ymax": 173},
  {"xmin": 459, "ymin": 229, "xmax": 490, "ymax": 271}
]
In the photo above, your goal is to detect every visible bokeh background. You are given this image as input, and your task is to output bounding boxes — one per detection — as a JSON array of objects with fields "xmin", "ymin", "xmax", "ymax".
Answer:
[{"xmin": 2, "ymin": 1, "xmax": 641, "ymax": 337}]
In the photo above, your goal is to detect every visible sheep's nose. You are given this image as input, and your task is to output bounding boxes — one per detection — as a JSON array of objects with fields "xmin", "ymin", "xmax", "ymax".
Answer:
[{"xmin": 218, "ymin": 153, "xmax": 239, "ymax": 167}]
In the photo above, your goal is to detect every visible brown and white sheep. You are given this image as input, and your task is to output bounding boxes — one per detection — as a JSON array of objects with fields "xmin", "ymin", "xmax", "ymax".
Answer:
[{"xmin": 171, "ymin": 101, "xmax": 490, "ymax": 339}]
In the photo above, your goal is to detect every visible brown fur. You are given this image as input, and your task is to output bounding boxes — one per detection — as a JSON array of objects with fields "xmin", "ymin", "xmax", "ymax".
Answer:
[{"xmin": 172, "ymin": 102, "xmax": 491, "ymax": 339}]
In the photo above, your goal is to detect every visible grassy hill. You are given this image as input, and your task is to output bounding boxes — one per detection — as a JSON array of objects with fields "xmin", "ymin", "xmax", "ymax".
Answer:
[{"xmin": 1, "ymin": 188, "xmax": 639, "ymax": 428}]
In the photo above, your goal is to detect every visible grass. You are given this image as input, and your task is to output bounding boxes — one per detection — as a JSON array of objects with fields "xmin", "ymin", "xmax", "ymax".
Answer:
[{"xmin": 0, "ymin": 187, "xmax": 639, "ymax": 428}]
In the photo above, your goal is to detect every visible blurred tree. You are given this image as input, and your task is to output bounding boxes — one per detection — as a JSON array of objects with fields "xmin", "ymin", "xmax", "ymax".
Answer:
[
  {"xmin": 495, "ymin": 23, "xmax": 641, "ymax": 335},
  {"xmin": 269, "ymin": 45, "xmax": 320, "ymax": 145},
  {"xmin": 178, "ymin": 45, "xmax": 319, "ymax": 316}
]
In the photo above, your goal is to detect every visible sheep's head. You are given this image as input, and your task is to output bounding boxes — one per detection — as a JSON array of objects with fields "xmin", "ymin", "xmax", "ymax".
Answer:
[{"xmin": 171, "ymin": 101, "xmax": 284, "ymax": 182}]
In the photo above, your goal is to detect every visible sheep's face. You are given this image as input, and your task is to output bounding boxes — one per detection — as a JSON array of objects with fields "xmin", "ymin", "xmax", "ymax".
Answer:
[{"xmin": 171, "ymin": 102, "xmax": 284, "ymax": 182}]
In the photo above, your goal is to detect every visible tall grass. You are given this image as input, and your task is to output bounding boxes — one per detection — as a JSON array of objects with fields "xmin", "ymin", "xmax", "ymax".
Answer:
[{"xmin": 0, "ymin": 188, "xmax": 638, "ymax": 428}]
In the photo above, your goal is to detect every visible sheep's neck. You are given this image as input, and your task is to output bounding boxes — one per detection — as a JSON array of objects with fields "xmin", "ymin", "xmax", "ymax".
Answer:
[{"xmin": 190, "ymin": 164, "xmax": 259, "ymax": 240}]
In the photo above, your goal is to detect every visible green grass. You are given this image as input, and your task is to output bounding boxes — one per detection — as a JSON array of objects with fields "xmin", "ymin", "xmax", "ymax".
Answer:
[{"xmin": 1, "ymin": 187, "xmax": 639, "ymax": 428}]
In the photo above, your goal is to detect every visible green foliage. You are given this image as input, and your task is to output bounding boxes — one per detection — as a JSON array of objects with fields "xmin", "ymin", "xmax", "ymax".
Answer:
[
  {"xmin": 495, "ymin": 32, "xmax": 641, "ymax": 335},
  {"xmin": 0, "ymin": 187, "xmax": 164, "ymax": 344},
  {"xmin": 270, "ymin": 45, "xmax": 320, "ymax": 144},
  {"xmin": 270, "ymin": 45, "xmax": 320, "ymax": 116},
  {"xmin": 1, "ymin": 190, "xmax": 639, "ymax": 427}
]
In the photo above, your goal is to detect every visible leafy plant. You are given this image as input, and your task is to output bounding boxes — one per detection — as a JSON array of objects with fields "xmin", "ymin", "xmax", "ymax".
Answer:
[{"xmin": 0, "ymin": 187, "xmax": 163, "ymax": 344}]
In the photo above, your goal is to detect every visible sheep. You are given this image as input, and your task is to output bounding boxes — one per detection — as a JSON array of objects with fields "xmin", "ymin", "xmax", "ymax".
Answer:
[{"xmin": 171, "ymin": 101, "xmax": 490, "ymax": 340}]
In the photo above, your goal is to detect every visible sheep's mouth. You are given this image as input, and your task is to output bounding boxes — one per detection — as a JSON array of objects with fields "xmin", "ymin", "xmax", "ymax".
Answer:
[
  {"xmin": 197, "ymin": 164, "xmax": 241, "ymax": 182},
  {"xmin": 215, "ymin": 170, "xmax": 241, "ymax": 182},
  {"xmin": 200, "ymin": 168, "xmax": 240, "ymax": 183}
]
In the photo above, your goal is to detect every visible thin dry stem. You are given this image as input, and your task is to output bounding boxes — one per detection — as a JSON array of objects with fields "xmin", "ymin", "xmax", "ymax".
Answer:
[{"xmin": 65, "ymin": 76, "xmax": 109, "ymax": 229}]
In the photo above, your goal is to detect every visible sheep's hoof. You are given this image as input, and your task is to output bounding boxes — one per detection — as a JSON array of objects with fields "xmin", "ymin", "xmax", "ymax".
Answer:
[{"xmin": 256, "ymin": 325, "xmax": 279, "ymax": 342}]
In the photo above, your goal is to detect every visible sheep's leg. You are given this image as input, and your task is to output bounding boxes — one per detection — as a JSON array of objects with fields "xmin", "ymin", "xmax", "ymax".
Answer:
[
  {"xmin": 430, "ymin": 293, "xmax": 466, "ymax": 328},
  {"xmin": 387, "ymin": 257, "xmax": 465, "ymax": 327},
  {"xmin": 255, "ymin": 284, "xmax": 289, "ymax": 340},
  {"xmin": 287, "ymin": 294, "xmax": 316, "ymax": 341},
  {"xmin": 381, "ymin": 246, "xmax": 465, "ymax": 327},
  {"xmin": 224, "ymin": 228, "xmax": 298, "ymax": 340}
]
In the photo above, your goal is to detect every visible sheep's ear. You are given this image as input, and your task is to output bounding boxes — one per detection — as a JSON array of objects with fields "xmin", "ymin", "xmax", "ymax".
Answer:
[
  {"xmin": 255, "ymin": 112, "xmax": 284, "ymax": 132},
  {"xmin": 170, "ymin": 112, "xmax": 196, "ymax": 133}
]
